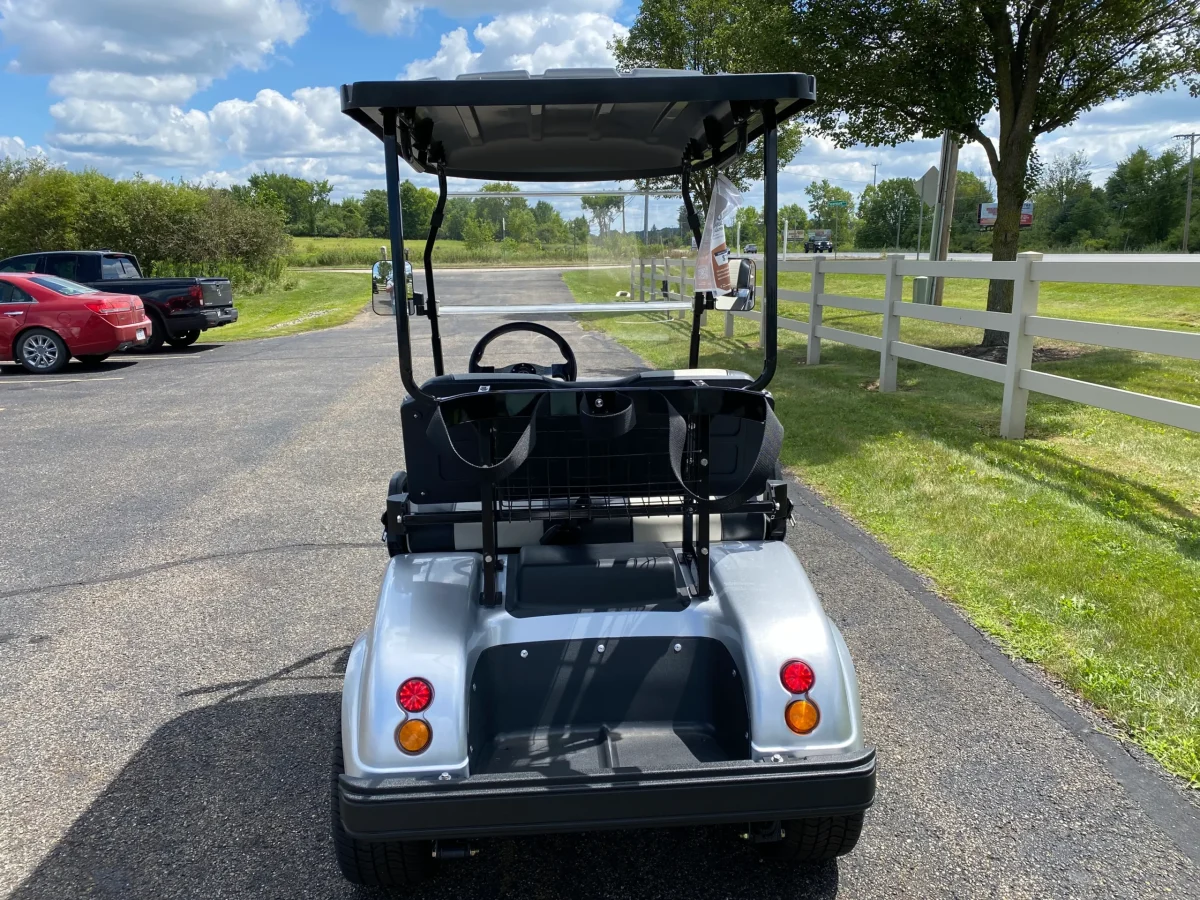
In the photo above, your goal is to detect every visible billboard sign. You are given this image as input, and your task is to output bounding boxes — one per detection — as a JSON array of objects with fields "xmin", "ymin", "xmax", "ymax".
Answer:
[{"xmin": 979, "ymin": 201, "xmax": 1033, "ymax": 228}]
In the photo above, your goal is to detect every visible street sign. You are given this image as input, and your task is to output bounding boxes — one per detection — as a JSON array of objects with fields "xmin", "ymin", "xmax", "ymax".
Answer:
[
  {"xmin": 828, "ymin": 200, "xmax": 847, "ymax": 207},
  {"xmin": 917, "ymin": 166, "xmax": 939, "ymax": 206}
]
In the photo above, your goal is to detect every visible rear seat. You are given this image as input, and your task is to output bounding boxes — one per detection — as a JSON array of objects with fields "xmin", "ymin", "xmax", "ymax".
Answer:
[{"xmin": 400, "ymin": 369, "xmax": 771, "ymax": 552}]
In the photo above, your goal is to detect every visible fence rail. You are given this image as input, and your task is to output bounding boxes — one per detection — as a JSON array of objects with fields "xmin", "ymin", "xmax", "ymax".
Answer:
[{"xmin": 632, "ymin": 252, "xmax": 1200, "ymax": 439}]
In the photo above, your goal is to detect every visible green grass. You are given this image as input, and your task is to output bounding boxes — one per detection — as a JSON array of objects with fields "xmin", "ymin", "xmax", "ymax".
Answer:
[
  {"xmin": 199, "ymin": 271, "xmax": 369, "ymax": 342},
  {"xmin": 564, "ymin": 268, "xmax": 1200, "ymax": 787},
  {"xmin": 286, "ymin": 236, "xmax": 630, "ymax": 268}
]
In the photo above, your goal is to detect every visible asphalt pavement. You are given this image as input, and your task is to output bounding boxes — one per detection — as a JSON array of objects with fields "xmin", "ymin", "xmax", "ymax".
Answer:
[{"xmin": 1, "ymin": 268, "xmax": 1196, "ymax": 899}]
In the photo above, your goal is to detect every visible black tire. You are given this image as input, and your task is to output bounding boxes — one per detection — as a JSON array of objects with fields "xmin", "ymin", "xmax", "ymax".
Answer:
[
  {"xmin": 16, "ymin": 328, "xmax": 69, "ymax": 374},
  {"xmin": 331, "ymin": 733, "xmax": 434, "ymax": 887},
  {"xmin": 141, "ymin": 309, "xmax": 166, "ymax": 352},
  {"xmin": 755, "ymin": 813, "xmax": 865, "ymax": 864},
  {"xmin": 166, "ymin": 329, "xmax": 200, "ymax": 348},
  {"xmin": 77, "ymin": 354, "xmax": 111, "ymax": 367}
]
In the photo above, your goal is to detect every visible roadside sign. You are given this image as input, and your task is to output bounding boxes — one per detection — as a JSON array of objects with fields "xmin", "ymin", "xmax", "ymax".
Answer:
[
  {"xmin": 828, "ymin": 200, "xmax": 847, "ymax": 208},
  {"xmin": 978, "ymin": 201, "xmax": 1033, "ymax": 229},
  {"xmin": 917, "ymin": 166, "xmax": 939, "ymax": 206}
]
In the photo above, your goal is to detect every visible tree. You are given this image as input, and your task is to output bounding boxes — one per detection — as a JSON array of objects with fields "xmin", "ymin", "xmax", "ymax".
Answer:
[
  {"xmin": 612, "ymin": 0, "xmax": 802, "ymax": 211},
  {"xmin": 362, "ymin": 189, "xmax": 389, "ymax": 238},
  {"xmin": 462, "ymin": 215, "xmax": 495, "ymax": 249},
  {"xmin": 786, "ymin": 0, "xmax": 1200, "ymax": 343},
  {"xmin": 857, "ymin": 178, "xmax": 927, "ymax": 250},
  {"xmin": 400, "ymin": 180, "xmax": 438, "ymax": 240},
  {"xmin": 580, "ymin": 196, "xmax": 624, "ymax": 237},
  {"xmin": 247, "ymin": 173, "xmax": 332, "ymax": 236},
  {"xmin": 805, "ymin": 179, "xmax": 855, "ymax": 245},
  {"xmin": 733, "ymin": 205, "xmax": 763, "ymax": 248},
  {"xmin": 950, "ymin": 170, "xmax": 994, "ymax": 251},
  {"xmin": 1105, "ymin": 146, "xmax": 1187, "ymax": 249}
]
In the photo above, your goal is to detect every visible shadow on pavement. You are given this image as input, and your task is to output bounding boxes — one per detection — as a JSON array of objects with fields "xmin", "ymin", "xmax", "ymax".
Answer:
[{"xmin": 12, "ymin": 692, "xmax": 841, "ymax": 900}]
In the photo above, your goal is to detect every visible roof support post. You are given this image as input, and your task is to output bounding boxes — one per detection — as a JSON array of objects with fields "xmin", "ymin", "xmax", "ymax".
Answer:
[
  {"xmin": 424, "ymin": 164, "xmax": 448, "ymax": 376},
  {"xmin": 751, "ymin": 105, "xmax": 778, "ymax": 391},
  {"xmin": 682, "ymin": 165, "xmax": 706, "ymax": 368},
  {"xmin": 382, "ymin": 108, "xmax": 433, "ymax": 406}
]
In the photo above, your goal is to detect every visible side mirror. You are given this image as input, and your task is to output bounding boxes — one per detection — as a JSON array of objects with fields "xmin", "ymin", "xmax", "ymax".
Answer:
[
  {"xmin": 712, "ymin": 257, "xmax": 756, "ymax": 312},
  {"xmin": 371, "ymin": 260, "xmax": 395, "ymax": 316}
]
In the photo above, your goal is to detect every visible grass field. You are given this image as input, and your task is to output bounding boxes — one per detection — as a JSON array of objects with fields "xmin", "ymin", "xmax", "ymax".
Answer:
[
  {"xmin": 564, "ymin": 267, "xmax": 1200, "ymax": 786},
  {"xmin": 199, "ymin": 271, "xmax": 368, "ymax": 342},
  {"xmin": 286, "ymin": 236, "xmax": 625, "ymax": 268}
]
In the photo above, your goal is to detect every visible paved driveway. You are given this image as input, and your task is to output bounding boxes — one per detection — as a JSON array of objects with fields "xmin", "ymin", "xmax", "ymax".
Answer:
[{"xmin": 1, "ymin": 268, "xmax": 1196, "ymax": 899}]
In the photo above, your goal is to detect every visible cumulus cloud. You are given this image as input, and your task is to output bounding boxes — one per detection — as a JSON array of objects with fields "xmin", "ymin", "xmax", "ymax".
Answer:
[
  {"xmin": 0, "ymin": 0, "xmax": 306, "ymax": 92},
  {"xmin": 43, "ymin": 85, "xmax": 381, "ymax": 180},
  {"xmin": 334, "ymin": 0, "xmax": 617, "ymax": 36},
  {"xmin": 404, "ymin": 9, "xmax": 627, "ymax": 79}
]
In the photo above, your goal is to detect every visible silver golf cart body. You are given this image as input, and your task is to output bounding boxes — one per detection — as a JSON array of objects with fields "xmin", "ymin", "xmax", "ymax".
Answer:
[{"xmin": 334, "ymin": 69, "xmax": 874, "ymax": 860}]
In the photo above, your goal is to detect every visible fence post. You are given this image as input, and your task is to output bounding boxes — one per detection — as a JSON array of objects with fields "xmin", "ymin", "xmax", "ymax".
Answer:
[
  {"xmin": 630, "ymin": 258, "xmax": 636, "ymax": 297},
  {"xmin": 1000, "ymin": 251, "xmax": 1043, "ymax": 439},
  {"xmin": 638, "ymin": 258, "xmax": 645, "ymax": 302},
  {"xmin": 724, "ymin": 310, "xmax": 735, "ymax": 337},
  {"xmin": 806, "ymin": 256, "xmax": 826, "ymax": 364},
  {"xmin": 879, "ymin": 253, "xmax": 905, "ymax": 391}
]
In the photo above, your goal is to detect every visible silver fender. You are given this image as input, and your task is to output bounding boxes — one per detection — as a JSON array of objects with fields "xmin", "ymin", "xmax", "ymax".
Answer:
[{"xmin": 342, "ymin": 542, "xmax": 865, "ymax": 778}]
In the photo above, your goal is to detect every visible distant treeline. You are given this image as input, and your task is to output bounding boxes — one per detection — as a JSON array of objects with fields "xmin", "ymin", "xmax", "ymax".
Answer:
[{"xmin": 0, "ymin": 159, "xmax": 292, "ymax": 290}]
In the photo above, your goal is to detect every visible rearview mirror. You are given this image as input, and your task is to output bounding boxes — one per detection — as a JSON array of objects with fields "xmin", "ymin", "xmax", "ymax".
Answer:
[
  {"xmin": 712, "ymin": 258, "xmax": 756, "ymax": 312},
  {"xmin": 371, "ymin": 260, "xmax": 395, "ymax": 316}
]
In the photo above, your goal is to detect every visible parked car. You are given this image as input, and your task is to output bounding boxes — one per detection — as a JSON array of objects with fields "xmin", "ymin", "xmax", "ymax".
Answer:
[
  {"xmin": 744, "ymin": 243, "xmax": 758, "ymax": 254},
  {"xmin": 0, "ymin": 273, "xmax": 151, "ymax": 373},
  {"xmin": 804, "ymin": 238, "xmax": 834, "ymax": 253},
  {"xmin": 0, "ymin": 250, "xmax": 236, "ymax": 351}
]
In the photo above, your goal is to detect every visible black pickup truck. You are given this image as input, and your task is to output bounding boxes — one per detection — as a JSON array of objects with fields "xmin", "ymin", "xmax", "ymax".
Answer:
[{"xmin": 0, "ymin": 250, "xmax": 237, "ymax": 350}]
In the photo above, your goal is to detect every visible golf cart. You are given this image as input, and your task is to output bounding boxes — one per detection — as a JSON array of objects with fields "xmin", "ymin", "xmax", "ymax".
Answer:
[{"xmin": 333, "ymin": 69, "xmax": 875, "ymax": 888}]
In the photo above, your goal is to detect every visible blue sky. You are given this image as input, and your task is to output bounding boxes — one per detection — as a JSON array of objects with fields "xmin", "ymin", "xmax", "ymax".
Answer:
[{"xmin": 2, "ymin": 0, "xmax": 1198, "ymax": 228}]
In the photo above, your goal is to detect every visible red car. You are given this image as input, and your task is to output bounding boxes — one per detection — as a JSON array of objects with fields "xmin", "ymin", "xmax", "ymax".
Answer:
[{"xmin": 0, "ymin": 273, "xmax": 151, "ymax": 374}]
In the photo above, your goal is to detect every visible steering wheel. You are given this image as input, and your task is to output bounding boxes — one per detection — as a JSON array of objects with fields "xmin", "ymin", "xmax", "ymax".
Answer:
[{"xmin": 468, "ymin": 322, "xmax": 578, "ymax": 381}]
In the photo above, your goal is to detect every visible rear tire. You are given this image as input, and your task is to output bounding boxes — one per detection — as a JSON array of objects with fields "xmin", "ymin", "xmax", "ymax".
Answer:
[
  {"xmin": 166, "ymin": 329, "xmax": 200, "ymax": 348},
  {"xmin": 331, "ymin": 732, "xmax": 434, "ymax": 887},
  {"xmin": 16, "ymin": 328, "xmax": 69, "ymax": 374},
  {"xmin": 755, "ymin": 813, "xmax": 865, "ymax": 864},
  {"xmin": 141, "ymin": 310, "xmax": 166, "ymax": 352},
  {"xmin": 77, "ymin": 354, "xmax": 111, "ymax": 367}
]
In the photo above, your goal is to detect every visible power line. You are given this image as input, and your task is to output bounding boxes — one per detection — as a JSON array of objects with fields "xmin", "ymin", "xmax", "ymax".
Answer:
[{"xmin": 1174, "ymin": 132, "xmax": 1198, "ymax": 253}]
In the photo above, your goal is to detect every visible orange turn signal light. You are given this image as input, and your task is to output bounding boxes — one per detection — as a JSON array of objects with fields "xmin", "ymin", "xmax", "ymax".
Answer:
[
  {"xmin": 396, "ymin": 719, "xmax": 432, "ymax": 754},
  {"xmin": 785, "ymin": 699, "xmax": 820, "ymax": 735}
]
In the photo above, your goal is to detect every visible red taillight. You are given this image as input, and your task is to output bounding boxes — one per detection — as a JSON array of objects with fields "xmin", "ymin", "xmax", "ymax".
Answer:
[
  {"xmin": 84, "ymin": 297, "xmax": 133, "ymax": 315},
  {"xmin": 189, "ymin": 284, "xmax": 204, "ymax": 304},
  {"xmin": 780, "ymin": 660, "xmax": 815, "ymax": 694},
  {"xmin": 397, "ymin": 678, "xmax": 433, "ymax": 713}
]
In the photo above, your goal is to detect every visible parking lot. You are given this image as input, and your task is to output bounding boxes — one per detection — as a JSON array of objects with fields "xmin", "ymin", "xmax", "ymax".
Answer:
[{"xmin": 1, "ymin": 268, "xmax": 1196, "ymax": 899}]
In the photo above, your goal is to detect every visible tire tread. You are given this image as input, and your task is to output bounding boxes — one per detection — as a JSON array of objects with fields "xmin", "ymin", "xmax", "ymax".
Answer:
[{"xmin": 330, "ymin": 734, "xmax": 433, "ymax": 887}]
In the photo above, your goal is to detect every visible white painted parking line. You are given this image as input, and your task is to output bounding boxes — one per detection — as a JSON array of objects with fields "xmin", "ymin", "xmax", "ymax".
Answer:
[{"xmin": 0, "ymin": 376, "xmax": 125, "ymax": 386}]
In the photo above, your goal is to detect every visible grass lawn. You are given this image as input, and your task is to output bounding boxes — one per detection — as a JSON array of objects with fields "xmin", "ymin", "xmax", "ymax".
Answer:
[
  {"xmin": 286, "ymin": 236, "xmax": 633, "ymax": 268},
  {"xmin": 199, "ymin": 271, "xmax": 368, "ymax": 342},
  {"xmin": 564, "ymin": 267, "xmax": 1200, "ymax": 787}
]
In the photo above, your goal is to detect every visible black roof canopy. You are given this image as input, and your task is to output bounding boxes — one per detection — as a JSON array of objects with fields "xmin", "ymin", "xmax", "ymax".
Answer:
[{"xmin": 341, "ymin": 69, "xmax": 815, "ymax": 181}]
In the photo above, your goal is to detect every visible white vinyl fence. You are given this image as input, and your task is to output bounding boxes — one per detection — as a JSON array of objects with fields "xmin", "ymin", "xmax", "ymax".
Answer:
[{"xmin": 632, "ymin": 252, "xmax": 1200, "ymax": 439}]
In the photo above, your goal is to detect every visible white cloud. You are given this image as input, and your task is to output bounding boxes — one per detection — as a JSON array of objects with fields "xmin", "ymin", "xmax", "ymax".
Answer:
[
  {"xmin": 0, "ymin": 0, "xmax": 306, "ymax": 96},
  {"xmin": 334, "ymin": 0, "xmax": 617, "ymax": 36},
  {"xmin": 404, "ymin": 9, "xmax": 627, "ymax": 79},
  {"xmin": 47, "ymin": 72, "xmax": 205, "ymax": 105}
]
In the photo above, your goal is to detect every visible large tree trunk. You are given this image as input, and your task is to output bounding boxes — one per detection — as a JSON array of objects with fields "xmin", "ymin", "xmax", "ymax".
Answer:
[{"xmin": 983, "ymin": 152, "xmax": 1030, "ymax": 347}]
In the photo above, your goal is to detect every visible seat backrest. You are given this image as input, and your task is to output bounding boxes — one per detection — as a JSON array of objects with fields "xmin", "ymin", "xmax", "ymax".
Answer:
[{"xmin": 401, "ymin": 372, "xmax": 767, "ymax": 508}]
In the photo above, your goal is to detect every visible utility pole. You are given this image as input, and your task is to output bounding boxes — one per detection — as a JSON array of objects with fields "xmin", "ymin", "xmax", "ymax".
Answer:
[
  {"xmin": 872, "ymin": 162, "xmax": 880, "ymax": 187},
  {"xmin": 1175, "ymin": 132, "xmax": 1198, "ymax": 253}
]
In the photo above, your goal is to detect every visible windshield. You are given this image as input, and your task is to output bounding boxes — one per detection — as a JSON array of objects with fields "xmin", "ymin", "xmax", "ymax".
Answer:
[{"xmin": 29, "ymin": 275, "xmax": 97, "ymax": 296}]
